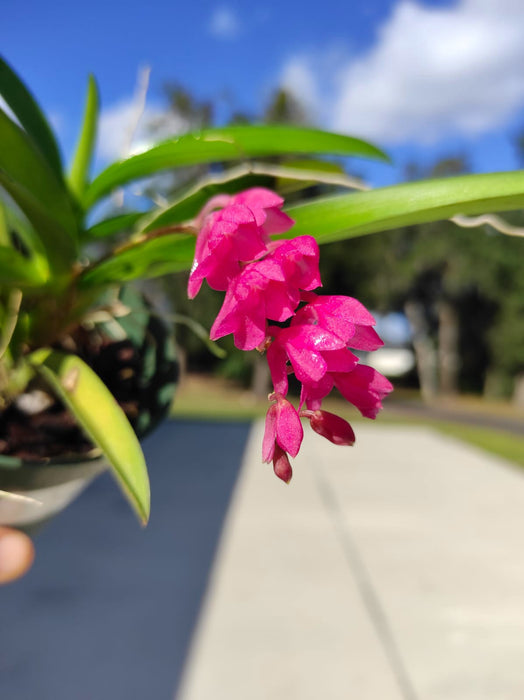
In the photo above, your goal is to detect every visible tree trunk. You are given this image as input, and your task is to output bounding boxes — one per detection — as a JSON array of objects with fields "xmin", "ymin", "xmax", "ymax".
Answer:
[
  {"xmin": 513, "ymin": 373, "xmax": 524, "ymax": 408},
  {"xmin": 404, "ymin": 300, "xmax": 438, "ymax": 402},
  {"xmin": 251, "ymin": 354, "xmax": 271, "ymax": 399},
  {"xmin": 437, "ymin": 299, "xmax": 460, "ymax": 395}
]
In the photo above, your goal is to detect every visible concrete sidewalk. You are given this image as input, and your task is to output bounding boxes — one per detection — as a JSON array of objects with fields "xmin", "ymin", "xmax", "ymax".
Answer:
[{"xmin": 177, "ymin": 423, "xmax": 524, "ymax": 700}]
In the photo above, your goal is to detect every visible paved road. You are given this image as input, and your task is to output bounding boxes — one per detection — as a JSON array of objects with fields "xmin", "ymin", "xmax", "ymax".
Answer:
[
  {"xmin": 0, "ymin": 420, "xmax": 250, "ymax": 700},
  {"xmin": 3, "ymin": 420, "xmax": 524, "ymax": 700},
  {"xmin": 178, "ymin": 423, "xmax": 524, "ymax": 700},
  {"xmin": 389, "ymin": 399, "xmax": 524, "ymax": 436}
]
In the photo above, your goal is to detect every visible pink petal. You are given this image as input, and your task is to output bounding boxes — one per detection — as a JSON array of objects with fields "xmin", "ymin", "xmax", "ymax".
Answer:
[
  {"xmin": 264, "ymin": 282, "xmax": 300, "ymax": 323},
  {"xmin": 296, "ymin": 295, "xmax": 376, "ymax": 343},
  {"xmin": 322, "ymin": 348, "xmax": 359, "ymax": 373},
  {"xmin": 299, "ymin": 375, "xmax": 334, "ymax": 410},
  {"xmin": 287, "ymin": 344, "xmax": 327, "ymax": 384},
  {"xmin": 273, "ymin": 445, "xmax": 293, "ymax": 483},
  {"xmin": 270, "ymin": 237, "xmax": 321, "ymax": 291},
  {"xmin": 308, "ymin": 410, "xmax": 355, "ymax": 446},
  {"xmin": 263, "ymin": 207, "xmax": 295, "ymax": 235},
  {"xmin": 262, "ymin": 405, "xmax": 277, "ymax": 462},
  {"xmin": 231, "ymin": 188, "xmax": 294, "ymax": 235},
  {"xmin": 348, "ymin": 325, "xmax": 384, "ymax": 351},
  {"xmin": 267, "ymin": 338, "xmax": 289, "ymax": 396},
  {"xmin": 333, "ymin": 364, "xmax": 393, "ymax": 419},
  {"xmin": 285, "ymin": 323, "xmax": 346, "ymax": 351},
  {"xmin": 275, "ymin": 397, "xmax": 303, "ymax": 458}
]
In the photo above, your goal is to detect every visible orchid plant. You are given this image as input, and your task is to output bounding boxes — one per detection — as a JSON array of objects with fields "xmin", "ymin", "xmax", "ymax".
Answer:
[{"xmin": 1, "ymin": 55, "xmax": 524, "ymax": 525}]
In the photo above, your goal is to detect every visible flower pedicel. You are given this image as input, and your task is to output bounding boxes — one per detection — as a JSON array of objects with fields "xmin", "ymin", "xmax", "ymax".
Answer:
[{"xmin": 189, "ymin": 187, "xmax": 393, "ymax": 482}]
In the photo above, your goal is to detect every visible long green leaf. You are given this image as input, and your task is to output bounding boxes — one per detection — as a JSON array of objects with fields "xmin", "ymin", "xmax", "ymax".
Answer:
[
  {"xmin": 30, "ymin": 349, "xmax": 150, "ymax": 525},
  {"xmin": 84, "ymin": 126, "xmax": 389, "ymax": 208},
  {"xmin": 139, "ymin": 161, "xmax": 365, "ymax": 234},
  {"xmin": 0, "ymin": 110, "xmax": 78, "ymax": 266},
  {"xmin": 0, "ymin": 55, "xmax": 63, "ymax": 177},
  {"xmin": 78, "ymin": 234, "xmax": 196, "ymax": 288},
  {"xmin": 286, "ymin": 170, "xmax": 524, "ymax": 243},
  {"xmin": 84, "ymin": 211, "xmax": 144, "ymax": 240},
  {"xmin": 68, "ymin": 75, "xmax": 99, "ymax": 200}
]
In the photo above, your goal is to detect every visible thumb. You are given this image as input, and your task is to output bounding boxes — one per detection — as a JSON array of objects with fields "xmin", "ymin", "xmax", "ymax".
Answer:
[{"xmin": 0, "ymin": 527, "xmax": 35, "ymax": 584}]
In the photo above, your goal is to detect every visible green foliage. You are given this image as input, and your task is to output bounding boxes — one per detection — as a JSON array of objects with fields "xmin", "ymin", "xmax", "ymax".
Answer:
[
  {"xmin": 84, "ymin": 125, "xmax": 390, "ymax": 207},
  {"xmin": 68, "ymin": 75, "xmax": 99, "ymax": 200},
  {"xmin": 1, "ymin": 61, "xmax": 524, "ymax": 521},
  {"xmin": 30, "ymin": 349, "xmax": 150, "ymax": 524},
  {"xmin": 287, "ymin": 171, "xmax": 524, "ymax": 243},
  {"xmin": 0, "ymin": 56, "xmax": 63, "ymax": 177}
]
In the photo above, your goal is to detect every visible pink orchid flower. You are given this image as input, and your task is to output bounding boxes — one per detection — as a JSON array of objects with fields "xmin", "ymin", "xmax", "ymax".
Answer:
[
  {"xmin": 199, "ymin": 187, "xmax": 294, "ymax": 237},
  {"xmin": 188, "ymin": 187, "xmax": 394, "ymax": 482},
  {"xmin": 188, "ymin": 204, "xmax": 267, "ymax": 298}
]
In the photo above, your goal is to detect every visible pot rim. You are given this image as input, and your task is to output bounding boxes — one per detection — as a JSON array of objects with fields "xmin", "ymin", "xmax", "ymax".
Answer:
[{"xmin": 0, "ymin": 450, "xmax": 107, "ymax": 491}]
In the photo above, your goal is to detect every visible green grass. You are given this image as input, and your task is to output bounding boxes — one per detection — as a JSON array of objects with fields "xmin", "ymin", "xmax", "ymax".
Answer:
[
  {"xmin": 434, "ymin": 422, "xmax": 524, "ymax": 469},
  {"xmin": 171, "ymin": 374, "xmax": 524, "ymax": 468}
]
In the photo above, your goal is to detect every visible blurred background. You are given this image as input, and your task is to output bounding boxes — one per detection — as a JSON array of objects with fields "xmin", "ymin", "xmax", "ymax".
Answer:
[
  {"xmin": 2, "ymin": 1, "xmax": 524, "ymax": 699},
  {"xmin": 3, "ymin": 0, "xmax": 524, "ymax": 407}
]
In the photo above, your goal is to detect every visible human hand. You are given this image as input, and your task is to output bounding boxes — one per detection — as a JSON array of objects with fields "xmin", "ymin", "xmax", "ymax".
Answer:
[{"xmin": 0, "ymin": 527, "xmax": 35, "ymax": 584}]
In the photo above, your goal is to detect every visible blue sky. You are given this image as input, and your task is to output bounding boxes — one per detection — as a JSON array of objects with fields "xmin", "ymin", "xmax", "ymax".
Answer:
[{"xmin": 3, "ymin": 0, "xmax": 524, "ymax": 186}]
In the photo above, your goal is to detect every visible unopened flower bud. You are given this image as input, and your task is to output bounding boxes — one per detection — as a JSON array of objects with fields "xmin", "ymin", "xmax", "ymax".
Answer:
[
  {"xmin": 306, "ymin": 409, "xmax": 355, "ymax": 446},
  {"xmin": 273, "ymin": 445, "xmax": 293, "ymax": 483}
]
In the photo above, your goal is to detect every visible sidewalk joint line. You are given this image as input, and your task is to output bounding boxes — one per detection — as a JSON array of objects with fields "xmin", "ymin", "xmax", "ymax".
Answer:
[{"xmin": 313, "ymin": 461, "xmax": 420, "ymax": 700}]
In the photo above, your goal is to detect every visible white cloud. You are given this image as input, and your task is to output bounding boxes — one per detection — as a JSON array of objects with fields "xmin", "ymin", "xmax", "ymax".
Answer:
[
  {"xmin": 97, "ymin": 97, "xmax": 188, "ymax": 162},
  {"xmin": 280, "ymin": 58, "xmax": 321, "ymax": 119},
  {"xmin": 278, "ymin": 0, "xmax": 524, "ymax": 144},
  {"xmin": 208, "ymin": 6, "xmax": 241, "ymax": 40},
  {"xmin": 48, "ymin": 110, "xmax": 65, "ymax": 136}
]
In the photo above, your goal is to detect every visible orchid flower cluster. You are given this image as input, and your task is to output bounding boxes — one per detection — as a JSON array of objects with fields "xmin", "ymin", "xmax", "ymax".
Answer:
[{"xmin": 188, "ymin": 188, "xmax": 393, "ymax": 482}]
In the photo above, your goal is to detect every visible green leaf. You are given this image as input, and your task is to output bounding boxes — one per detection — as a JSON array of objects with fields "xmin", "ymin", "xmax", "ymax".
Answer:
[
  {"xmin": 84, "ymin": 126, "xmax": 389, "ymax": 208},
  {"xmin": 0, "ymin": 56, "xmax": 63, "ymax": 177},
  {"xmin": 0, "ymin": 110, "xmax": 78, "ymax": 267},
  {"xmin": 139, "ymin": 161, "xmax": 364, "ymax": 234},
  {"xmin": 30, "ymin": 349, "xmax": 150, "ymax": 525},
  {"xmin": 0, "ymin": 199, "xmax": 49, "ymax": 285},
  {"xmin": 78, "ymin": 234, "xmax": 196, "ymax": 287},
  {"xmin": 0, "ymin": 196, "xmax": 9, "ymax": 246},
  {"xmin": 68, "ymin": 75, "xmax": 99, "ymax": 200},
  {"xmin": 0, "ymin": 246, "xmax": 48, "ymax": 286},
  {"xmin": 286, "ymin": 170, "xmax": 524, "ymax": 243},
  {"xmin": 0, "ymin": 196, "xmax": 49, "ymax": 264},
  {"xmin": 171, "ymin": 314, "xmax": 227, "ymax": 359},
  {"xmin": 0, "ymin": 173, "xmax": 76, "ymax": 273},
  {"xmin": 84, "ymin": 211, "xmax": 144, "ymax": 240}
]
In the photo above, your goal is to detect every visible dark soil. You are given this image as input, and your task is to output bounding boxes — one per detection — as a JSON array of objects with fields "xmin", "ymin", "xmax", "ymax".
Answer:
[
  {"xmin": 0, "ymin": 332, "xmax": 177, "ymax": 462},
  {"xmin": 0, "ymin": 402, "xmax": 94, "ymax": 461}
]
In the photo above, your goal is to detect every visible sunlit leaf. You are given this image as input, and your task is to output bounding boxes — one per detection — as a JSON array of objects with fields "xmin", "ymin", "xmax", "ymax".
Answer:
[
  {"xmin": 0, "ymin": 173, "xmax": 76, "ymax": 273},
  {"xmin": 30, "ymin": 349, "xmax": 150, "ymax": 525},
  {"xmin": 0, "ymin": 110, "xmax": 78, "ymax": 267},
  {"xmin": 68, "ymin": 75, "xmax": 99, "ymax": 200},
  {"xmin": 0, "ymin": 56, "xmax": 63, "ymax": 177},
  {"xmin": 84, "ymin": 211, "xmax": 144, "ymax": 240},
  {"xmin": 0, "ymin": 246, "xmax": 48, "ymax": 286},
  {"xmin": 78, "ymin": 234, "xmax": 196, "ymax": 287},
  {"xmin": 0, "ymin": 199, "xmax": 49, "ymax": 285},
  {"xmin": 84, "ymin": 126, "xmax": 389, "ymax": 208},
  {"xmin": 286, "ymin": 170, "xmax": 524, "ymax": 243},
  {"xmin": 139, "ymin": 161, "xmax": 364, "ymax": 234}
]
